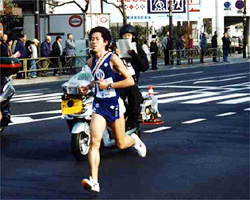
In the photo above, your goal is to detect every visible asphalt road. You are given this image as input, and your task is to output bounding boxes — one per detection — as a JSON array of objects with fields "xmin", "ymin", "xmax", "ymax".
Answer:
[{"xmin": 1, "ymin": 62, "xmax": 249, "ymax": 199}]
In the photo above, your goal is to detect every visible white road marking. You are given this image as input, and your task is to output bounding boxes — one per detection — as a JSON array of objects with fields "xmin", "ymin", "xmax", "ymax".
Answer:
[
  {"xmin": 158, "ymin": 73, "xmax": 249, "ymax": 85},
  {"xmin": 182, "ymin": 93, "xmax": 249, "ymax": 104},
  {"xmin": 218, "ymin": 96, "xmax": 250, "ymax": 104},
  {"xmin": 151, "ymin": 71, "xmax": 203, "ymax": 79},
  {"xmin": 158, "ymin": 92, "xmax": 218, "ymax": 104},
  {"xmin": 144, "ymin": 126, "xmax": 171, "ymax": 133},
  {"xmin": 244, "ymin": 108, "xmax": 250, "ymax": 111},
  {"xmin": 12, "ymin": 93, "xmax": 43, "ymax": 98},
  {"xmin": 155, "ymin": 91, "xmax": 195, "ymax": 99},
  {"xmin": 193, "ymin": 76, "xmax": 247, "ymax": 84},
  {"xmin": 15, "ymin": 96, "xmax": 61, "ymax": 103},
  {"xmin": 182, "ymin": 119, "xmax": 207, "ymax": 124},
  {"xmin": 216, "ymin": 112, "xmax": 236, "ymax": 117},
  {"xmin": 11, "ymin": 92, "xmax": 62, "ymax": 102},
  {"xmin": 10, "ymin": 116, "xmax": 62, "ymax": 125},
  {"xmin": 13, "ymin": 110, "xmax": 62, "ymax": 117},
  {"xmin": 47, "ymin": 99, "xmax": 62, "ymax": 103}
]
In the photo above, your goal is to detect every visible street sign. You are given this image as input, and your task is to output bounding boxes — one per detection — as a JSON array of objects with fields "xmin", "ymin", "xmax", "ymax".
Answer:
[{"xmin": 235, "ymin": 0, "xmax": 244, "ymax": 9}]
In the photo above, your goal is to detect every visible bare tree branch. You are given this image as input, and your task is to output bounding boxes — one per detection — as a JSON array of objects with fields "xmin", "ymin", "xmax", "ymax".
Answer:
[
  {"xmin": 101, "ymin": 0, "xmax": 127, "ymax": 25},
  {"xmin": 46, "ymin": 0, "xmax": 89, "ymax": 13}
]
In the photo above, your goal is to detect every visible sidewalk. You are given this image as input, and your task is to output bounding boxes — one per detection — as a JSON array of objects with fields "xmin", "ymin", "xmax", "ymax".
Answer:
[{"xmin": 12, "ymin": 55, "xmax": 249, "ymax": 86}]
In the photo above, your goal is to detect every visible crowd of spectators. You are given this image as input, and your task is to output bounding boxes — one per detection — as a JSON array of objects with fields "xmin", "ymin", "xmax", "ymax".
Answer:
[{"xmin": 0, "ymin": 33, "xmax": 76, "ymax": 78}]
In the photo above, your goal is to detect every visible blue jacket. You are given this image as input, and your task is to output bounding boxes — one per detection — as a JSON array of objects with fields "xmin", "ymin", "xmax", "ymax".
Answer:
[
  {"xmin": 200, "ymin": 37, "xmax": 207, "ymax": 49},
  {"xmin": 15, "ymin": 40, "xmax": 27, "ymax": 58},
  {"xmin": 41, "ymin": 41, "xmax": 51, "ymax": 57}
]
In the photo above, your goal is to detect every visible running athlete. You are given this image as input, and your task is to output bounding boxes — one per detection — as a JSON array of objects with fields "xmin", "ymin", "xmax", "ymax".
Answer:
[{"xmin": 79, "ymin": 26, "xmax": 147, "ymax": 193}]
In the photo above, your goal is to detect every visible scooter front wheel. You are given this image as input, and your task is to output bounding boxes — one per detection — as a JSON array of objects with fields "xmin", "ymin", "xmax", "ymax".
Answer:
[{"xmin": 71, "ymin": 131, "xmax": 90, "ymax": 161}]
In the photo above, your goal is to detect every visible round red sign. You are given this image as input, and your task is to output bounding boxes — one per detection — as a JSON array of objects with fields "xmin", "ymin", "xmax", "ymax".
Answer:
[{"xmin": 69, "ymin": 15, "xmax": 83, "ymax": 27}]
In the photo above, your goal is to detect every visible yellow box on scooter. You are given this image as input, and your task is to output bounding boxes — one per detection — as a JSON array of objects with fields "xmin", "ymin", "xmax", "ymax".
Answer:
[{"xmin": 61, "ymin": 98, "xmax": 82, "ymax": 115}]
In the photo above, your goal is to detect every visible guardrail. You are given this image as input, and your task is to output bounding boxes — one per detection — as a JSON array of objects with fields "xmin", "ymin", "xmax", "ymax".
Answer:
[
  {"xmin": 14, "ymin": 55, "xmax": 88, "ymax": 79},
  {"xmin": 168, "ymin": 47, "xmax": 249, "ymax": 66}
]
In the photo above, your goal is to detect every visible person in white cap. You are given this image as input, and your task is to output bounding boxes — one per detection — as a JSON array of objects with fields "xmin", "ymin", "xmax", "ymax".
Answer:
[{"xmin": 30, "ymin": 38, "xmax": 39, "ymax": 78}]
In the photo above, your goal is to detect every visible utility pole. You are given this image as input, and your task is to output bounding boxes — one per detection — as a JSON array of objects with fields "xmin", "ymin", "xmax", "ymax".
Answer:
[
  {"xmin": 35, "ymin": 0, "xmax": 40, "ymax": 40},
  {"xmin": 243, "ymin": 0, "xmax": 247, "ymax": 58},
  {"xmin": 169, "ymin": 0, "xmax": 173, "ymax": 53}
]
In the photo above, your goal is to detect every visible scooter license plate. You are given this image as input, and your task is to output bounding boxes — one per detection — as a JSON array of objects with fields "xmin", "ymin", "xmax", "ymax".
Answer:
[{"xmin": 61, "ymin": 99, "xmax": 82, "ymax": 115}]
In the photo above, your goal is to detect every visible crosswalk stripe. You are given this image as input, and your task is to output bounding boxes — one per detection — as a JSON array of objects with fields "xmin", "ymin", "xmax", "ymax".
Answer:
[
  {"xmin": 182, "ymin": 118, "xmax": 207, "ymax": 124},
  {"xmin": 12, "ymin": 93, "xmax": 43, "ymax": 98},
  {"xmin": 217, "ymin": 96, "xmax": 250, "ymax": 104},
  {"xmin": 182, "ymin": 93, "xmax": 249, "ymax": 104},
  {"xmin": 216, "ymin": 112, "xmax": 236, "ymax": 117},
  {"xmin": 144, "ymin": 126, "xmax": 171, "ymax": 133},
  {"xmin": 155, "ymin": 91, "xmax": 195, "ymax": 99},
  {"xmin": 15, "ymin": 96, "xmax": 62, "ymax": 103},
  {"xmin": 158, "ymin": 92, "xmax": 218, "ymax": 104},
  {"xmin": 47, "ymin": 99, "xmax": 61, "ymax": 103},
  {"xmin": 11, "ymin": 93, "xmax": 62, "ymax": 102}
]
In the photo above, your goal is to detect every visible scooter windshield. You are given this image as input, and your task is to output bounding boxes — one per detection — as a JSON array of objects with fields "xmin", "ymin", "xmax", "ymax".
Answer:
[{"xmin": 68, "ymin": 65, "xmax": 93, "ymax": 83}]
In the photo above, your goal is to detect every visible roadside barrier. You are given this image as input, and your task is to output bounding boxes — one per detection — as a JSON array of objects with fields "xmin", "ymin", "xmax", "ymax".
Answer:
[
  {"xmin": 168, "ymin": 47, "xmax": 248, "ymax": 66},
  {"xmin": 14, "ymin": 55, "xmax": 88, "ymax": 79}
]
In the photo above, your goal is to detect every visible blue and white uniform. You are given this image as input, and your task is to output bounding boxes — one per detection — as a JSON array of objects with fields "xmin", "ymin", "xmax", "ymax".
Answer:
[{"xmin": 92, "ymin": 52, "xmax": 125, "ymax": 123}]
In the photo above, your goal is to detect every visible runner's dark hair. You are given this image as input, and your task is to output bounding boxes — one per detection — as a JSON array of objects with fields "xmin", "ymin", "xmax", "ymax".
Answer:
[{"xmin": 89, "ymin": 26, "xmax": 111, "ymax": 50}]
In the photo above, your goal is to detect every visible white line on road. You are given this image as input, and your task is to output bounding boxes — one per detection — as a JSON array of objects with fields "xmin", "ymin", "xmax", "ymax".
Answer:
[
  {"xmin": 158, "ymin": 92, "xmax": 218, "ymax": 104},
  {"xmin": 13, "ymin": 110, "xmax": 62, "ymax": 117},
  {"xmin": 11, "ymin": 93, "xmax": 62, "ymax": 102},
  {"xmin": 218, "ymin": 96, "xmax": 250, "ymax": 104},
  {"xmin": 244, "ymin": 108, "xmax": 250, "ymax": 111},
  {"xmin": 12, "ymin": 93, "xmax": 43, "ymax": 98},
  {"xmin": 216, "ymin": 112, "xmax": 236, "ymax": 117},
  {"xmin": 182, "ymin": 93, "xmax": 249, "ymax": 104},
  {"xmin": 15, "ymin": 96, "xmax": 61, "ymax": 103},
  {"xmin": 193, "ymin": 76, "xmax": 247, "ymax": 84},
  {"xmin": 182, "ymin": 119, "xmax": 207, "ymax": 124},
  {"xmin": 151, "ymin": 71, "xmax": 203, "ymax": 79},
  {"xmin": 10, "ymin": 116, "xmax": 62, "ymax": 125},
  {"xmin": 144, "ymin": 126, "xmax": 171, "ymax": 133}
]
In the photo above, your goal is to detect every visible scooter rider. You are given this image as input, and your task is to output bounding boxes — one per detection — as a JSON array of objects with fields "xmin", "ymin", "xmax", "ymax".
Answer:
[
  {"xmin": 79, "ymin": 26, "xmax": 147, "ymax": 193},
  {"xmin": 117, "ymin": 24, "xmax": 149, "ymax": 130}
]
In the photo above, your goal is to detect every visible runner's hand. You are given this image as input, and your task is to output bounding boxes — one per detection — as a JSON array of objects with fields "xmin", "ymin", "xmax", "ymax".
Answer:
[{"xmin": 97, "ymin": 80, "xmax": 108, "ymax": 90}]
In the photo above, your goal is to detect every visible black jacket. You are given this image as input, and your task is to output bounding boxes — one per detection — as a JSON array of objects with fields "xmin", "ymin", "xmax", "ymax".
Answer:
[
  {"xmin": 123, "ymin": 44, "xmax": 149, "ymax": 83},
  {"xmin": 52, "ymin": 41, "xmax": 61, "ymax": 57},
  {"xmin": 0, "ymin": 42, "xmax": 9, "ymax": 57},
  {"xmin": 222, "ymin": 37, "xmax": 231, "ymax": 49},
  {"xmin": 212, "ymin": 35, "xmax": 218, "ymax": 48}
]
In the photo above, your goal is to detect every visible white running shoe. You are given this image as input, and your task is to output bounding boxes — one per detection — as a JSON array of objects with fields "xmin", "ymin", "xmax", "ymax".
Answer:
[
  {"xmin": 81, "ymin": 176, "xmax": 100, "ymax": 193},
  {"xmin": 131, "ymin": 133, "xmax": 147, "ymax": 157}
]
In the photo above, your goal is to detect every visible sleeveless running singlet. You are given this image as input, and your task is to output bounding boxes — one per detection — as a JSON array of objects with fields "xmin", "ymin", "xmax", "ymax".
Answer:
[{"xmin": 91, "ymin": 52, "xmax": 125, "ymax": 123}]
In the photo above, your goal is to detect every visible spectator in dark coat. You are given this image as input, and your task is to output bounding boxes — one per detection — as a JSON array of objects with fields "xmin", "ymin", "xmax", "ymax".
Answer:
[
  {"xmin": 222, "ymin": 32, "xmax": 231, "ymax": 63},
  {"xmin": 40, "ymin": 35, "xmax": 51, "ymax": 76},
  {"xmin": 41, "ymin": 35, "xmax": 51, "ymax": 57},
  {"xmin": 14, "ymin": 34, "xmax": 27, "ymax": 79},
  {"xmin": 52, "ymin": 35, "xmax": 63, "ymax": 75},
  {"xmin": 0, "ymin": 34, "xmax": 9, "ymax": 57},
  {"xmin": 150, "ymin": 35, "xmax": 159, "ymax": 70},
  {"xmin": 212, "ymin": 31, "xmax": 218, "ymax": 62},
  {"xmin": 15, "ymin": 34, "xmax": 27, "ymax": 58},
  {"xmin": 200, "ymin": 33, "xmax": 207, "ymax": 63},
  {"xmin": 176, "ymin": 34, "xmax": 184, "ymax": 65}
]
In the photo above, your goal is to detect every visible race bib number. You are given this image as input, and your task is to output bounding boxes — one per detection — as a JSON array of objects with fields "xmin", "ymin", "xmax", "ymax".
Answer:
[{"xmin": 96, "ymin": 77, "xmax": 116, "ymax": 98}]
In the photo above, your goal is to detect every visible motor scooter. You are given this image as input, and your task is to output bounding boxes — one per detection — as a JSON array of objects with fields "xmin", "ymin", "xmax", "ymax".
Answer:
[
  {"xmin": 61, "ymin": 66, "xmax": 162, "ymax": 161},
  {"xmin": 0, "ymin": 57, "xmax": 21, "ymax": 133}
]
